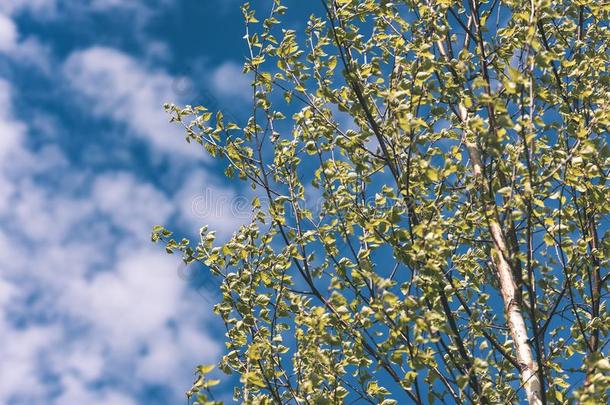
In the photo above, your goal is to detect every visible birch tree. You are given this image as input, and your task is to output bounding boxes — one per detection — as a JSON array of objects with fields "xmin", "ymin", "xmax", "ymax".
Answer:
[{"xmin": 153, "ymin": 0, "xmax": 610, "ymax": 403}]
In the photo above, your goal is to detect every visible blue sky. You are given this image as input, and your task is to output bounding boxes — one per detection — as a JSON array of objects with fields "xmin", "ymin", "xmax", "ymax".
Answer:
[
  {"xmin": 2, "ymin": 1, "xmax": 606, "ymax": 403},
  {"xmin": 0, "ymin": 1, "xmax": 279, "ymax": 403}
]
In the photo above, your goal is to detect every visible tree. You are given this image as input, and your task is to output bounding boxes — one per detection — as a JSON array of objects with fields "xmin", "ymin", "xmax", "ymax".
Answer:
[{"xmin": 153, "ymin": 0, "xmax": 610, "ymax": 403}]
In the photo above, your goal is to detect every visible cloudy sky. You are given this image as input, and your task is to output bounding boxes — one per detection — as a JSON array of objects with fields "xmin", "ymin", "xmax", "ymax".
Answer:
[{"xmin": 0, "ymin": 1, "xmax": 303, "ymax": 403}]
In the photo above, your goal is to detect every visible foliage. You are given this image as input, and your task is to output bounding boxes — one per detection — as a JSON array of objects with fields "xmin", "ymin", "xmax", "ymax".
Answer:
[
  {"xmin": 186, "ymin": 365, "xmax": 223, "ymax": 405},
  {"xmin": 153, "ymin": 0, "xmax": 610, "ymax": 403}
]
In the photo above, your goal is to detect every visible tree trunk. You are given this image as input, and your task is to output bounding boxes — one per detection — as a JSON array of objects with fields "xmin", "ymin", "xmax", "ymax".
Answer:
[{"xmin": 459, "ymin": 104, "xmax": 543, "ymax": 404}]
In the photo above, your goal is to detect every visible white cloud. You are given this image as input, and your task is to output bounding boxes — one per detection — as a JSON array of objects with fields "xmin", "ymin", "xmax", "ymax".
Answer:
[
  {"xmin": 0, "ymin": 1, "xmax": 166, "ymax": 71},
  {"xmin": 0, "ymin": 0, "xmax": 58, "ymax": 17},
  {"xmin": 62, "ymin": 248, "xmax": 222, "ymax": 390},
  {"xmin": 175, "ymin": 170, "xmax": 252, "ymax": 241},
  {"xmin": 211, "ymin": 61, "xmax": 252, "ymax": 102},
  {"xmin": 13, "ymin": 179, "xmax": 94, "ymax": 243},
  {"xmin": 0, "ymin": 13, "xmax": 17, "ymax": 51},
  {"xmin": 0, "ymin": 77, "xmax": 224, "ymax": 403},
  {"xmin": 0, "ymin": 6, "xmax": 260, "ymax": 399},
  {"xmin": 61, "ymin": 347, "xmax": 105, "ymax": 382},
  {"xmin": 0, "ymin": 324, "xmax": 62, "ymax": 402},
  {"xmin": 12, "ymin": 36, "xmax": 54, "ymax": 73},
  {"xmin": 63, "ymin": 46, "xmax": 200, "ymax": 158},
  {"xmin": 134, "ymin": 311, "xmax": 219, "ymax": 383},
  {"xmin": 0, "ymin": 12, "xmax": 54, "ymax": 74},
  {"xmin": 66, "ymin": 250, "xmax": 185, "ymax": 349},
  {"xmin": 0, "ymin": 79, "xmax": 27, "ymax": 213},
  {"xmin": 0, "ymin": 79, "xmax": 26, "ymax": 160},
  {"xmin": 92, "ymin": 172, "xmax": 173, "ymax": 236},
  {"xmin": 56, "ymin": 376, "xmax": 137, "ymax": 405},
  {"xmin": 0, "ymin": 0, "xmax": 162, "ymax": 20}
]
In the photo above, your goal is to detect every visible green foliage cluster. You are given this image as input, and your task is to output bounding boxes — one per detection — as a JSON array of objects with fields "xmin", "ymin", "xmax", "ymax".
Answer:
[{"xmin": 153, "ymin": 0, "xmax": 610, "ymax": 403}]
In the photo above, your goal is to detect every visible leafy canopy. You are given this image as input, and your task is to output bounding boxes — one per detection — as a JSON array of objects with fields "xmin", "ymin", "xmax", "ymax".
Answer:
[{"xmin": 153, "ymin": 0, "xmax": 610, "ymax": 403}]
